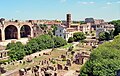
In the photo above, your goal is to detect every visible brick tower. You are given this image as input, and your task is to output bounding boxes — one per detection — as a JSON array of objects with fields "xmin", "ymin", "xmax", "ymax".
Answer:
[{"xmin": 66, "ymin": 14, "xmax": 71, "ymax": 28}]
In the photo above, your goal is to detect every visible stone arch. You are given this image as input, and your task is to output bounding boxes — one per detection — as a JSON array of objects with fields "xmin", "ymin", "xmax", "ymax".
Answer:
[
  {"xmin": 5, "ymin": 25, "xmax": 18, "ymax": 40},
  {"xmin": 20, "ymin": 25, "xmax": 31, "ymax": 38}
]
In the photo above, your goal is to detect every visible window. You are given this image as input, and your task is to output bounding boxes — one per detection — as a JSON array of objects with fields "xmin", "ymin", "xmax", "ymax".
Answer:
[
  {"xmin": 60, "ymin": 34, "xmax": 62, "ymax": 36},
  {"xmin": 64, "ymin": 35, "xmax": 66, "ymax": 39},
  {"xmin": 60, "ymin": 30, "xmax": 62, "ymax": 32}
]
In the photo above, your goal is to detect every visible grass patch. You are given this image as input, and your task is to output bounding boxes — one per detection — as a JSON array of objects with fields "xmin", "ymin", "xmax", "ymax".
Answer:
[{"xmin": 60, "ymin": 43, "xmax": 73, "ymax": 49}]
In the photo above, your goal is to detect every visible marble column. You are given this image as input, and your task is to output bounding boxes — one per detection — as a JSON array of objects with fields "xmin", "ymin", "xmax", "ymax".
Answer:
[
  {"xmin": 1, "ymin": 29, "xmax": 5, "ymax": 41},
  {"xmin": 30, "ymin": 27, "xmax": 33, "ymax": 38},
  {"xmin": 17, "ymin": 28, "xmax": 21, "ymax": 39}
]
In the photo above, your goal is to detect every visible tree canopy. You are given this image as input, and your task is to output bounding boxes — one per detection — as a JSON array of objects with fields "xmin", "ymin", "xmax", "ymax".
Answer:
[
  {"xmin": 6, "ymin": 34, "xmax": 67, "ymax": 61},
  {"xmin": 53, "ymin": 36, "xmax": 67, "ymax": 48},
  {"xmin": 68, "ymin": 37, "xmax": 74, "ymax": 43},
  {"xmin": 7, "ymin": 42, "xmax": 25, "ymax": 60},
  {"xmin": 98, "ymin": 31, "xmax": 110, "ymax": 41},
  {"xmin": 73, "ymin": 32, "xmax": 86, "ymax": 41},
  {"xmin": 51, "ymin": 25, "xmax": 57, "ymax": 35},
  {"xmin": 80, "ymin": 34, "xmax": 120, "ymax": 76},
  {"xmin": 109, "ymin": 20, "xmax": 120, "ymax": 36}
]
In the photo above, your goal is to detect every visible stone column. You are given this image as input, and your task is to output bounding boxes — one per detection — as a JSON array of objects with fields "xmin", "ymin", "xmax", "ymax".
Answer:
[
  {"xmin": 17, "ymin": 28, "xmax": 21, "ymax": 39},
  {"xmin": 1, "ymin": 29, "xmax": 5, "ymax": 41},
  {"xmin": 30, "ymin": 27, "xmax": 33, "ymax": 38}
]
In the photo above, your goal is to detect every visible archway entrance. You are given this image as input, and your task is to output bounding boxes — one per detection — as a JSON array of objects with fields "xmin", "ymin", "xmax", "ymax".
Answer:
[
  {"xmin": 5, "ymin": 25, "xmax": 18, "ymax": 40},
  {"xmin": 20, "ymin": 25, "xmax": 31, "ymax": 38}
]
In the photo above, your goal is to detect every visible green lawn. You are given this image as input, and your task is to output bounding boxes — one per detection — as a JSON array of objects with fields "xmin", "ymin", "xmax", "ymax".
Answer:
[{"xmin": 60, "ymin": 43, "xmax": 73, "ymax": 49}]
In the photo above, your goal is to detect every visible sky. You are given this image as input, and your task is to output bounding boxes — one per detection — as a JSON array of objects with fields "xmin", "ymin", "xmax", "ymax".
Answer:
[{"xmin": 0, "ymin": 0, "xmax": 120, "ymax": 21}]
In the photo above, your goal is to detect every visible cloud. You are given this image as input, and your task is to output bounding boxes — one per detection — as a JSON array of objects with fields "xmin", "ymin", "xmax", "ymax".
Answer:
[
  {"xmin": 106, "ymin": 2, "xmax": 112, "ymax": 5},
  {"xmin": 89, "ymin": 2, "xmax": 95, "ymax": 4},
  {"xmin": 78, "ymin": 1, "xmax": 95, "ymax": 5},
  {"xmin": 15, "ymin": 10, "xmax": 20, "ymax": 13}
]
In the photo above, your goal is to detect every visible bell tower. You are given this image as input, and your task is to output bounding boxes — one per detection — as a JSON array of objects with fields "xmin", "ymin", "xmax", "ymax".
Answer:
[{"xmin": 66, "ymin": 14, "xmax": 71, "ymax": 28}]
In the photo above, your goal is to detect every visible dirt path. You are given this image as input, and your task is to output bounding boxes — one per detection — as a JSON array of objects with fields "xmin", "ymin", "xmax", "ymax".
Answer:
[{"xmin": 63, "ymin": 70, "xmax": 76, "ymax": 76}]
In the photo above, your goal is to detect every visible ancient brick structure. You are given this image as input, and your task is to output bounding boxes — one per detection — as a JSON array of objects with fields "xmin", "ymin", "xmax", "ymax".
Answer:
[{"xmin": 0, "ymin": 19, "xmax": 43, "ymax": 42}]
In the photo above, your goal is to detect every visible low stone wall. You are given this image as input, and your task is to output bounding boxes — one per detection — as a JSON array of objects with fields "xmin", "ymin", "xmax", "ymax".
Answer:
[
  {"xmin": 1, "ymin": 69, "xmax": 19, "ymax": 76},
  {"xmin": 24, "ymin": 49, "xmax": 52, "ymax": 60}
]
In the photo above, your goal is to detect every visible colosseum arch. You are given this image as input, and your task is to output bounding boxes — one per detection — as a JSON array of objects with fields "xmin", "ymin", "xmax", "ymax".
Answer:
[
  {"xmin": 20, "ymin": 25, "xmax": 31, "ymax": 38},
  {"xmin": 5, "ymin": 25, "xmax": 18, "ymax": 40}
]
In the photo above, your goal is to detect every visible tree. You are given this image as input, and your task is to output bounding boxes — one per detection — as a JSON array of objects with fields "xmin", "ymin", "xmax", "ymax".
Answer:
[
  {"xmin": 109, "ymin": 20, "xmax": 120, "ymax": 36},
  {"xmin": 7, "ymin": 42, "xmax": 25, "ymax": 60},
  {"xmin": 26, "ymin": 34, "xmax": 54, "ymax": 54},
  {"xmin": 53, "ymin": 36, "xmax": 67, "ymax": 48},
  {"xmin": 25, "ymin": 38, "xmax": 39, "ymax": 55},
  {"xmin": 6, "ymin": 42, "xmax": 16, "ymax": 50},
  {"xmin": 48, "ymin": 30, "xmax": 53, "ymax": 37},
  {"xmin": 39, "ymin": 24, "xmax": 48, "ymax": 33},
  {"xmin": 98, "ymin": 32, "xmax": 110, "ymax": 41},
  {"xmin": 109, "ymin": 30, "xmax": 114, "ymax": 40},
  {"xmin": 73, "ymin": 32, "xmax": 86, "ymax": 41},
  {"xmin": 51, "ymin": 25, "xmax": 57, "ymax": 35},
  {"xmin": 80, "ymin": 35, "xmax": 120, "ymax": 76},
  {"xmin": 7, "ymin": 35, "xmax": 67, "ymax": 61},
  {"xmin": 68, "ymin": 37, "xmax": 74, "ymax": 43},
  {"xmin": 80, "ymin": 21, "xmax": 85, "ymax": 24}
]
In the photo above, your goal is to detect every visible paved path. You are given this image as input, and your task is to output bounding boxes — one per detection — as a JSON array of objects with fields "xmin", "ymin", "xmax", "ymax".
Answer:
[
  {"xmin": 24, "ymin": 49, "xmax": 52, "ymax": 60},
  {"xmin": 72, "ymin": 42, "xmax": 79, "ymax": 47},
  {"xmin": 63, "ymin": 70, "xmax": 76, "ymax": 76}
]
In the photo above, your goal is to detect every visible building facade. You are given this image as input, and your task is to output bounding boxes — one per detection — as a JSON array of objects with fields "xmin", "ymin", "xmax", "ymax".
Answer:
[{"xmin": 96, "ymin": 23, "xmax": 114, "ymax": 38}]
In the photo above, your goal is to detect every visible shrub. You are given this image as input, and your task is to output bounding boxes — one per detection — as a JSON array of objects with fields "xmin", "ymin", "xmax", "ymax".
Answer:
[
  {"xmin": 73, "ymin": 32, "xmax": 86, "ymax": 42},
  {"xmin": 53, "ymin": 36, "xmax": 67, "ymax": 48},
  {"xmin": 68, "ymin": 37, "xmax": 74, "ymax": 43}
]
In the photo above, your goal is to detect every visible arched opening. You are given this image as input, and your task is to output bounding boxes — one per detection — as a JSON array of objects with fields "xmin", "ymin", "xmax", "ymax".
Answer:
[
  {"xmin": 0, "ymin": 29, "xmax": 1, "ymax": 41},
  {"xmin": 5, "ymin": 25, "xmax": 18, "ymax": 40},
  {"xmin": 20, "ymin": 25, "xmax": 31, "ymax": 38}
]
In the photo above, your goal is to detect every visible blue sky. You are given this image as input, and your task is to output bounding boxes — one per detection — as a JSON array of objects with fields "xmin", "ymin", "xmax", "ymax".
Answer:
[{"xmin": 0, "ymin": 0, "xmax": 120, "ymax": 21}]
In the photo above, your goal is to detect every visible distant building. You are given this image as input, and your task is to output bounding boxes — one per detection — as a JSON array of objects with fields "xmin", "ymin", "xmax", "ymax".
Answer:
[
  {"xmin": 80, "ymin": 23, "xmax": 95, "ymax": 34},
  {"xmin": 55, "ymin": 25, "xmax": 78, "ymax": 41},
  {"xmin": 94, "ymin": 19, "xmax": 104, "ymax": 25},
  {"xmin": 96, "ymin": 23, "xmax": 114, "ymax": 38},
  {"xmin": 85, "ymin": 18, "xmax": 94, "ymax": 23},
  {"xmin": 32, "ymin": 24, "xmax": 43, "ymax": 37},
  {"xmin": 55, "ymin": 14, "xmax": 81, "ymax": 41}
]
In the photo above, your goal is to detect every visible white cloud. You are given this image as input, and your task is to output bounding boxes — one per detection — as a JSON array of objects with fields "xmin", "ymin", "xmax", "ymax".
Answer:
[
  {"xmin": 89, "ymin": 2, "xmax": 95, "ymax": 4},
  {"xmin": 15, "ymin": 10, "xmax": 20, "ymax": 13},
  {"xmin": 81, "ymin": 2, "xmax": 88, "ymax": 4},
  {"xmin": 78, "ymin": 1, "xmax": 95, "ymax": 5},
  {"xmin": 106, "ymin": 2, "xmax": 112, "ymax": 5}
]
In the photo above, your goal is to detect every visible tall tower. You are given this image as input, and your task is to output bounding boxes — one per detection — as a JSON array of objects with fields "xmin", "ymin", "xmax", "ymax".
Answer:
[{"xmin": 66, "ymin": 14, "xmax": 71, "ymax": 28}]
